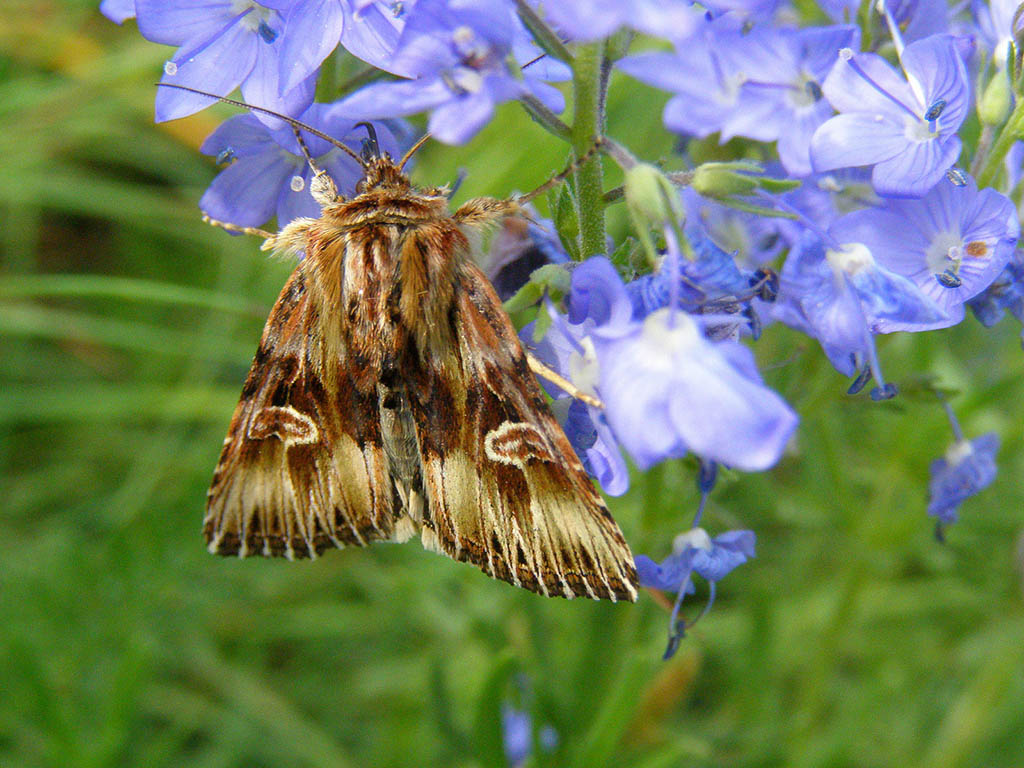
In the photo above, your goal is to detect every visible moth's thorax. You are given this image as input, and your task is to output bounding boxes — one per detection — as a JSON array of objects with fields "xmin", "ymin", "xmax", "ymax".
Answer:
[
  {"xmin": 324, "ymin": 188, "xmax": 451, "ymax": 228},
  {"xmin": 301, "ymin": 184, "xmax": 468, "ymax": 377}
]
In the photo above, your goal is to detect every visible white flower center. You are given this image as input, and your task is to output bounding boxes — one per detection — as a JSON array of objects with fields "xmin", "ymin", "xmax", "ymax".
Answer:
[
  {"xmin": 231, "ymin": 1, "xmax": 275, "ymax": 33},
  {"xmin": 945, "ymin": 439, "xmax": 974, "ymax": 466},
  {"xmin": 827, "ymin": 242, "xmax": 875, "ymax": 276},
  {"xmin": 926, "ymin": 230, "xmax": 963, "ymax": 273},
  {"xmin": 568, "ymin": 336, "xmax": 600, "ymax": 397},
  {"xmin": 673, "ymin": 527, "xmax": 712, "ymax": 554}
]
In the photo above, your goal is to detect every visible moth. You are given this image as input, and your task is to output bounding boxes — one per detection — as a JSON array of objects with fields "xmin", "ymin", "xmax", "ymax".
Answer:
[{"xmin": 179, "ymin": 87, "xmax": 638, "ymax": 601}]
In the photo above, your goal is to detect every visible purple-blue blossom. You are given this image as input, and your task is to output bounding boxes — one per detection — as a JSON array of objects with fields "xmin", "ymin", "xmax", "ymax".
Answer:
[
  {"xmin": 198, "ymin": 105, "xmax": 405, "ymax": 228},
  {"xmin": 828, "ymin": 176, "xmax": 1020, "ymax": 329},
  {"xmin": 593, "ymin": 308, "xmax": 798, "ymax": 470},
  {"xmin": 537, "ymin": 0, "xmax": 705, "ymax": 44},
  {"xmin": 636, "ymin": 528, "xmax": 756, "ymax": 657},
  {"xmin": 973, "ymin": 0, "xmax": 1023, "ymax": 68},
  {"xmin": 810, "ymin": 34, "xmax": 969, "ymax": 197},
  {"xmin": 335, "ymin": 0, "xmax": 566, "ymax": 144},
  {"xmin": 138, "ymin": 0, "xmax": 317, "ymax": 124},
  {"xmin": 968, "ymin": 248, "xmax": 1024, "ymax": 341},
  {"xmin": 100, "ymin": 0, "xmax": 134, "ymax": 23},
  {"xmin": 625, "ymin": 226, "xmax": 753, "ymax": 320},
  {"xmin": 928, "ymin": 433, "xmax": 999, "ymax": 526},
  {"xmin": 555, "ymin": 257, "xmax": 798, "ymax": 474},
  {"xmin": 771, "ymin": 232, "xmax": 948, "ymax": 395},
  {"xmin": 621, "ymin": 24, "xmax": 857, "ymax": 176},
  {"xmin": 501, "ymin": 704, "xmax": 557, "ymax": 767}
]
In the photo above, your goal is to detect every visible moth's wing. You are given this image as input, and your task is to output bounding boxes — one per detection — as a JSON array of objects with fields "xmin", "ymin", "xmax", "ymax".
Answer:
[
  {"xmin": 411, "ymin": 263, "xmax": 638, "ymax": 601},
  {"xmin": 206, "ymin": 268, "xmax": 398, "ymax": 559}
]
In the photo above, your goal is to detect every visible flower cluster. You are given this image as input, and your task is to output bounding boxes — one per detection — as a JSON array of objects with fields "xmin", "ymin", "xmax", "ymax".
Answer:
[{"xmin": 105, "ymin": 0, "xmax": 1021, "ymax": 649}]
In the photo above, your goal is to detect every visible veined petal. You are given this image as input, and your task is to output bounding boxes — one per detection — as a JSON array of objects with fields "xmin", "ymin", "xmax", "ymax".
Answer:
[
  {"xmin": 279, "ymin": 0, "xmax": 345, "ymax": 93},
  {"xmin": 241, "ymin": 42, "xmax": 316, "ymax": 127},
  {"xmin": 428, "ymin": 91, "xmax": 495, "ymax": 144},
  {"xmin": 199, "ymin": 113, "xmax": 277, "ymax": 157},
  {"xmin": 900, "ymin": 34, "xmax": 970, "ymax": 130},
  {"xmin": 341, "ymin": 1, "xmax": 408, "ymax": 74},
  {"xmin": 821, "ymin": 49, "xmax": 918, "ymax": 114},
  {"xmin": 155, "ymin": 22, "xmax": 258, "ymax": 122},
  {"xmin": 810, "ymin": 113, "xmax": 908, "ymax": 171},
  {"xmin": 870, "ymin": 135, "xmax": 961, "ymax": 197},
  {"xmin": 337, "ymin": 78, "xmax": 453, "ymax": 119},
  {"xmin": 137, "ymin": 0, "xmax": 235, "ymax": 46},
  {"xmin": 200, "ymin": 150, "xmax": 295, "ymax": 227}
]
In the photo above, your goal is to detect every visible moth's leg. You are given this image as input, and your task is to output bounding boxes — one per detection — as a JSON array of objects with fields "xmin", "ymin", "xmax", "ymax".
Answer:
[
  {"xmin": 527, "ymin": 353, "xmax": 604, "ymax": 409},
  {"xmin": 452, "ymin": 197, "xmax": 521, "ymax": 227},
  {"xmin": 202, "ymin": 215, "xmax": 275, "ymax": 241},
  {"xmin": 203, "ymin": 214, "xmax": 316, "ymax": 257}
]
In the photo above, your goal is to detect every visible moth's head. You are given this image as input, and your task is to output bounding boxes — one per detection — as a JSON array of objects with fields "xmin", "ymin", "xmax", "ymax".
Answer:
[
  {"xmin": 355, "ymin": 124, "xmax": 431, "ymax": 194},
  {"xmin": 357, "ymin": 154, "xmax": 411, "ymax": 193}
]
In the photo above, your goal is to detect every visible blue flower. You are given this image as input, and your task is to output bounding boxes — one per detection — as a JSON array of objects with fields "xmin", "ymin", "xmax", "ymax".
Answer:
[
  {"xmin": 335, "ymin": 0, "xmax": 565, "ymax": 144},
  {"xmin": 100, "ymin": 0, "xmax": 135, "ymax": 23},
  {"xmin": 539, "ymin": 0, "xmax": 706, "ymax": 44},
  {"xmin": 621, "ymin": 24, "xmax": 857, "ymax": 176},
  {"xmin": 139, "ymin": 0, "xmax": 317, "ymax": 124},
  {"xmin": 532, "ymin": 257, "xmax": 798, "ymax": 478},
  {"xmin": 968, "ymin": 248, "xmax": 1024, "ymax": 340},
  {"xmin": 810, "ymin": 34, "xmax": 969, "ymax": 197},
  {"xmin": 198, "ymin": 104, "xmax": 406, "ymax": 228},
  {"xmin": 625, "ymin": 225, "xmax": 753, "ymax": 320},
  {"xmin": 501, "ymin": 704, "xmax": 557, "ymax": 767},
  {"xmin": 617, "ymin": 19, "xmax": 753, "ymax": 144},
  {"xmin": 973, "ymin": 0, "xmax": 1023, "ymax": 68},
  {"xmin": 636, "ymin": 528, "xmax": 756, "ymax": 657},
  {"xmin": 828, "ymin": 176, "xmax": 1020, "ymax": 329},
  {"xmin": 928, "ymin": 433, "xmax": 999, "ymax": 526},
  {"xmin": 593, "ymin": 308, "xmax": 798, "ymax": 471},
  {"xmin": 771, "ymin": 232, "xmax": 947, "ymax": 395}
]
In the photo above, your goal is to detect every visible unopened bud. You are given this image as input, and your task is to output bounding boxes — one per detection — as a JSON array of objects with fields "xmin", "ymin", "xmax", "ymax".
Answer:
[
  {"xmin": 692, "ymin": 161, "xmax": 799, "ymax": 201},
  {"xmin": 624, "ymin": 163, "xmax": 684, "ymax": 227},
  {"xmin": 979, "ymin": 71, "xmax": 1012, "ymax": 126}
]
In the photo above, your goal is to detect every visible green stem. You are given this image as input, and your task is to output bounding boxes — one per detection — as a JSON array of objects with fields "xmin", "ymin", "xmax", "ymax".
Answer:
[
  {"xmin": 571, "ymin": 42, "xmax": 607, "ymax": 258},
  {"xmin": 977, "ymin": 98, "xmax": 1024, "ymax": 189}
]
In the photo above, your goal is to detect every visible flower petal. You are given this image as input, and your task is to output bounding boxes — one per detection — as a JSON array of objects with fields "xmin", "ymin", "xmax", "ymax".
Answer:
[
  {"xmin": 155, "ymin": 21, "xmax": 257, "ymax": 122},
  {"xmin": 279, "ymin": 0, "xmax": 345, "ymax": 93},
  {"xmin": 199, "ymin": 151, "xmax": 295, "ymax": 227},
  {"xmin": 810, "ymin": 112, "xmax": 908, "ymax": 171}
]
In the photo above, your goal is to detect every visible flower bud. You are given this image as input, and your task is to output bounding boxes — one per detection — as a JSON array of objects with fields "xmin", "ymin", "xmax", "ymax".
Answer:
[
  {"xmin": 979, "ymin": 71, "xmax": 1012, "ymax": 126},
  {"xmin": 624, "ymin": 163, "xmax": 684, "ymax": 228}
]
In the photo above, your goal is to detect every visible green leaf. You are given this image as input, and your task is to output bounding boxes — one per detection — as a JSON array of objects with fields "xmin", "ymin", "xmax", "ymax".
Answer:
[{"xmin": 472, "ymin": 649, "xmax": 520, "ymax": 768}]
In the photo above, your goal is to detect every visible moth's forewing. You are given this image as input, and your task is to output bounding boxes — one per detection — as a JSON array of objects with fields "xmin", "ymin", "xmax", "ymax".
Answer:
[
  {"xmin": 409, "ymin": 259, "xmax": 638, "ymax": 602},
  {"xmin": 205, "ymin": 269, "xmax": 398, "ymax": 559}
]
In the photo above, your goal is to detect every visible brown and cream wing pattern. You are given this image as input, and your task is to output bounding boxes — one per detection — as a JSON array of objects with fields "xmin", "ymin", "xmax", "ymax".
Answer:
[
  {"xmin": 205, "ymin": 267, "xmax": 399, "ymax": 559},
  {"xmin": 410, "ymin": 261, "xmax": 639, "ymax": 601}
]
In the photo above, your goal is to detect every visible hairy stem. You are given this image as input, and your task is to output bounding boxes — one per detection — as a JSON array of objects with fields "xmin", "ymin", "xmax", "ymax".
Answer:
[{"xmin": 571, "ymin": 42, "xmax": 608, "ymax": 258}]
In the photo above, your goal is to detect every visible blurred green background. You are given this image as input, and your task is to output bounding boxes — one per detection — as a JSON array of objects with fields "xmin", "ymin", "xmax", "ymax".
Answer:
[{"xmin": 4, "ymin": 3, "xmax": 1024, "ymax": 767}]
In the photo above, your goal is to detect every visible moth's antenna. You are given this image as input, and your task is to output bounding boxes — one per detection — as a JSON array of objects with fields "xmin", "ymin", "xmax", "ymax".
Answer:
[
  {"xmin": 290, "ymin": 126, "xmax": 322, "ymax": 175},
  {"xmin": 398, "ymin": 133, "xmax": 432, "ymax": 171},
  {"xmin": 354, "ymin": 121, "xmax": 380, "ymax": 160},
  {"xmin": 155, "ymin": 83, "xmax": 366, "ymax": 169}
]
